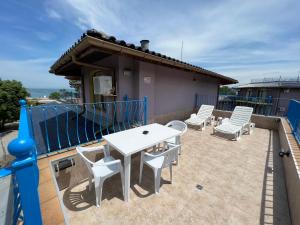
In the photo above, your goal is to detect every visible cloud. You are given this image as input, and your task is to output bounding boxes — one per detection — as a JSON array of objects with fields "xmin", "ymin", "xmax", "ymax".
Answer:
[
  {"xmin": 2, "ymin": 0, "xmax": 297, "ymax": 88},
  {"xmin": 47, "ymin": 8, "xmax": 62, "ymax": 20},
  {"xmin": 47, "ymin": 0, "xmax": 300, "ymax": 84},
  {"xmin": 35, "ymin": 31, "xmax": 56, "ymax": 41},
  {"xmin": 0, "ymin": 58, "xmax": 70, "ymax": 88}
]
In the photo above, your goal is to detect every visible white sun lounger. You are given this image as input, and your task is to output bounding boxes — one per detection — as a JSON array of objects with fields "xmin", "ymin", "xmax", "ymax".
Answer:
[
  {"xmin": 185, "ymin": 104, "xmax": 214, "ymax": 130},
  {"xmin": 213, "ymin": 106, "xmax": 254, "ymax": 140}
]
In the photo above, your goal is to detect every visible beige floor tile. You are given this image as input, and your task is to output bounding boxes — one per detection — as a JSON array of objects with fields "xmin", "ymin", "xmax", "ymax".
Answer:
[{"xmin": 38, "ymin": 126, "xmax": 292, "ymax": 225}]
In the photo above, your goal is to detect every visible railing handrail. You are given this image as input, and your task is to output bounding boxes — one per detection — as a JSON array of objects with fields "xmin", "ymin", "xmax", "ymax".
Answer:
[
  {"xmin": 218, "ymin": 94, "xmax": 296, "ymax": 101},
  {"xmin": 27, "ymin": 99, "xmax": 144, "ymax": 109},
  {"xmin": 29, "ymin": 99, "xmax": 144, "ymax": 110},
  {"xmin": 0, "ymin": 167, "xmax": 12, "ymax": 178},
  {"xmin": 251, "ymin": 77, "xmax": 300, "ymax": 83},
  {"xmin": 7, "ymin": 100, "xmax": 43, "ymax": 225}
]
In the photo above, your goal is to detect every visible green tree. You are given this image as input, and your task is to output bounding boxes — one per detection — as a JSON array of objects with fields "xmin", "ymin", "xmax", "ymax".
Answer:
[
  {"xmin": 0, "ymin": 79, "xmax": 29, "ymax": 129},
  {"xmin": 219, "ymin": 86, "xmax": 236, "ymax": 95},
  {"xmin": 69, "ymin": 80, "xmax": 80, "ymax": 97},
  {"xmin": 49, "ymin": 91, "xmax": 61, "ymax": 100},
  {"xmin": 59, "ymin": 89, "xmax": 68, "ymax": 99}
]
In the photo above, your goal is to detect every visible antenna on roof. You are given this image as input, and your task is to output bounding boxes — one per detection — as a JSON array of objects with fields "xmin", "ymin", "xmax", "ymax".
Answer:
[{"xmin": 180, "ymin": 40, "xmax": 183, "ymax": 61}]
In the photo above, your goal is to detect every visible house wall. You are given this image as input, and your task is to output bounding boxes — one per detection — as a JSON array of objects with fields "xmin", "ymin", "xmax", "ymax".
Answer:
[
  {"xmin": 238, "ymin": 87, "xmax": 300, "ymax": 116},
  {"xmin": 82, "ymin": 55, "xmax": 141, "ymax": 103},
  {"xmin": 137, "ymin": 61, "xmax": 219, "ymax": 122},
  {"xmin": 82, "ymin": 55, "xmax": 119, "ymax": 103},
  {"xmin": 278, "ymin": 89, "xmax": 300, "ymax": 115},
  {"xmin": 238, "ymin": 88, "xmax": 280, "ymax": 98},
  {"xmin": 81, "ymin": 55, "xmax": 220, "ymax": 123},
  {"xmin": 117, "ymin": 56, "xmax": 139, "ymax": 100}
]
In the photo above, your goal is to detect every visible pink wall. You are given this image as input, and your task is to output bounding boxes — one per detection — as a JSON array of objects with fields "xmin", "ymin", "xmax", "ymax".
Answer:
[
  {"xmin": 82, "ymin": 55, "xmax": 119, "ymax": 103},
  {"xmin": 81, "ymin": 55, "xmax": 220, "ymax": 120},
  {"xmin": 138, "ymin": 61, "xmax": 219, "ymax": 119}
]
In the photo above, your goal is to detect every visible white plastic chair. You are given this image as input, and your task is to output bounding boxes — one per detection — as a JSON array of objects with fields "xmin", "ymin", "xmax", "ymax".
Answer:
[
  {"xmin": 76, "ymin": 145, "xmax": 124, "ymax": 207},
  {"xmin": 139, "ymin": 143, "xmax": 180, "ymax": 194},
  {"xmin": 185, "ymin": 104, "xmax": 215, "ymax": 130},
  {"xmin": 165, "ymin": 120, "xmax": 187, "ymax": 155},
  {"xmin": 213, "ymin": 106, "xmax": 254, "ymax": 140}
]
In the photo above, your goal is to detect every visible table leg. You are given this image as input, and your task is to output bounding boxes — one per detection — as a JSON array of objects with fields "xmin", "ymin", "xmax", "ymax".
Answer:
[{"xmin": 124, "ymin": 155, "xmax": 131, "ymax": 202}]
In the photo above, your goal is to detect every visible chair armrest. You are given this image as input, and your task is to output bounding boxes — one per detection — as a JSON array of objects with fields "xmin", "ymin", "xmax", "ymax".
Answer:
[
  {"xmin": 243, "ymin": 122, "xmax": 255, "ymax": 133},
  {"xmin": 190, "ymin": 113, "xmax": 197, "ymax": 118},
  {"xmin": 222, "ymin": 118, "xmax": 230, "ymax": 124},
  {"xmin": 144, "ymin": 144, "xmax": 180, "ymax": 158},
  {"xmin": 80, "ymin": 145, "xmax": 105, "ymax": 152},
  {"xmin": 95, "ymin": 159, "xmax": 121, "ymax": 167},
  {"xmin": 144, "ymin": 151, "xmax": 159, "ymax": 158}
]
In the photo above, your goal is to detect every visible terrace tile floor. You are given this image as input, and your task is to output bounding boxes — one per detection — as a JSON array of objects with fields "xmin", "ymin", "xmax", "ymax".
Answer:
[{"xmin": 52, "ymin": 126, "xmax": 291, "ymax": 225}]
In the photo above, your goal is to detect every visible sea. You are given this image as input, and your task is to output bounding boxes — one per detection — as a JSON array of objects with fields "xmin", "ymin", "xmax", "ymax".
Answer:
[{"xmin": 27, "ymin": 88, "xmax": 75, "ymax": 98}]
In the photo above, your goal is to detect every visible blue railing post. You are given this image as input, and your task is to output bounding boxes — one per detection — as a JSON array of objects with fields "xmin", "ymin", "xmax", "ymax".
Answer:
[
  {"xmin": 143, "ymin": 96, "xmax": 148, "ymax": 125},
  {"xmin": 8, "ymin": 100, "xmax": 43, "ymax": 225}
]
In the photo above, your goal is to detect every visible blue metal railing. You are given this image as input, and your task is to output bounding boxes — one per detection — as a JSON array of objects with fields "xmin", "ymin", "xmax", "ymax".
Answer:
[
  {"xmin": 0, "ymin": 100, "xmax": 43, "ymax": 225},
  {"xmin": 287, "ymin": 100, "xmax": 300, "ymax": 144},
  {"xmin": 28, "ymin": 97, "xmax": 148, "ymax": 156},
  {"xmin": 12, "ymin": 174, "xmax": 23, "ymax": 224},
  {"xmin": 195, "ymin": 94, "xmax": 289, "ymax": 116}
]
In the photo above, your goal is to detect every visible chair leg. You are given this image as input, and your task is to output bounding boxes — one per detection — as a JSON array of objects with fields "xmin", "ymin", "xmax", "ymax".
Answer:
[
  {"xmin": 201, "ymin": 122, "xmax": 206, "ymax": 131},
  {"xmin": 94, "ymin": 177, "xmax": 104, "ymax": 207},
  {"xmin": 120, "ymin": 169, "xmax": 125, "ymax": 199},
  {"xmin": 174, "ymin": 146, "xmax": 179, "ymax": 165},
  {"xmin": 88, "ymin": 176, "xmax": 93, "ymax": 191},
  {"xmin": 139, "ymin": 155, "xmax": 144, "ymax": 184},
  {"xmin": 169, "ymin": 165, "xmax": 173, "ymax": 183},
  {"xmin": 235, "ymin": 131, "xmax": 241, "ymax": 141},
  {"xmin": 154, "ymin": 168, "xmax": 162, "ymax": 194}
]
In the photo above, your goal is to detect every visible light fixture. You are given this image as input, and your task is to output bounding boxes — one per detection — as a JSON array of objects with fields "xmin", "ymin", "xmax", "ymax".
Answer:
[{"xmin": 123, "ymin": 69, "xmax": 132, "ymax": 77}]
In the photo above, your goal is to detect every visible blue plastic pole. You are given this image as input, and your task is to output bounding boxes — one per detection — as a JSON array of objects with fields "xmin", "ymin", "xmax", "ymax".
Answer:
[
  {"xmin": 143, "ymin": 96, "xmax": 148, "ymax": 125},
  {"xmin": 8, "ymin": 100, "xmax": 43, "ymax": 225}
]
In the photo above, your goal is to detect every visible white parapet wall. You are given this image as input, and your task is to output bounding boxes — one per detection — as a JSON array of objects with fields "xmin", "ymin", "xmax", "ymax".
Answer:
[{"xmin": 278, "ymin": 119, "xmax": 300, "ymax": 225}]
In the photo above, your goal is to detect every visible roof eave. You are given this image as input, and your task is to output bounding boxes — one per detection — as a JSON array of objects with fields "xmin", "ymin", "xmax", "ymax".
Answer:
[{"xmin": 50, "ymin": 35, "xmax": 237, "ymax": 85}]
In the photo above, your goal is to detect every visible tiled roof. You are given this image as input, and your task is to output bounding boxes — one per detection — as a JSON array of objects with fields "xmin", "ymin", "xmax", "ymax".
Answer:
[
  {"xmin": 236, "ymin": 81, "xmax": 300, "ymax": 89},
  {"xmin": 50, "ymin": 29, "xmax": 237, "ymax": 84}
]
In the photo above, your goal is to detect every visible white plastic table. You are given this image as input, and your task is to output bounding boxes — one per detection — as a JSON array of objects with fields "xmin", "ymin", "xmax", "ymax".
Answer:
[{"xmin": 103, "ymin": 123, "xmax": 181, "ymax": 202}]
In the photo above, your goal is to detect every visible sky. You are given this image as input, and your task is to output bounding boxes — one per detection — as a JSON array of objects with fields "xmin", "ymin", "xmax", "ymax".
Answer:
[{"xmin": 0, "ymin": 0, "xmax": 300, "ymax": 88}]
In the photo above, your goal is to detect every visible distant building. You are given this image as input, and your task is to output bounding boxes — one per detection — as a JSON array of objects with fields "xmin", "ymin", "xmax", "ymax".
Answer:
[{"xmin": 234, "ymin": 77, "xmax": 300, "ymax": 116}]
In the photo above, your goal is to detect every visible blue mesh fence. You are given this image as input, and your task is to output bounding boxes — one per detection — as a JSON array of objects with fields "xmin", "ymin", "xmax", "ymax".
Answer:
[
  {"xmin": 28, "ymin": 99, "xmax": 146, "ymax": 156},
  {"xmin": 195, "ymin": 94, "xmax": 289, "ymax": 116}
]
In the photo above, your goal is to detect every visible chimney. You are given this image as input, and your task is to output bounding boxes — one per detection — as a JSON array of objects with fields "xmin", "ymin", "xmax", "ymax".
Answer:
[{"xmin": 140, "ymin": 40, "xmax": 150, "ymax": 51}]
